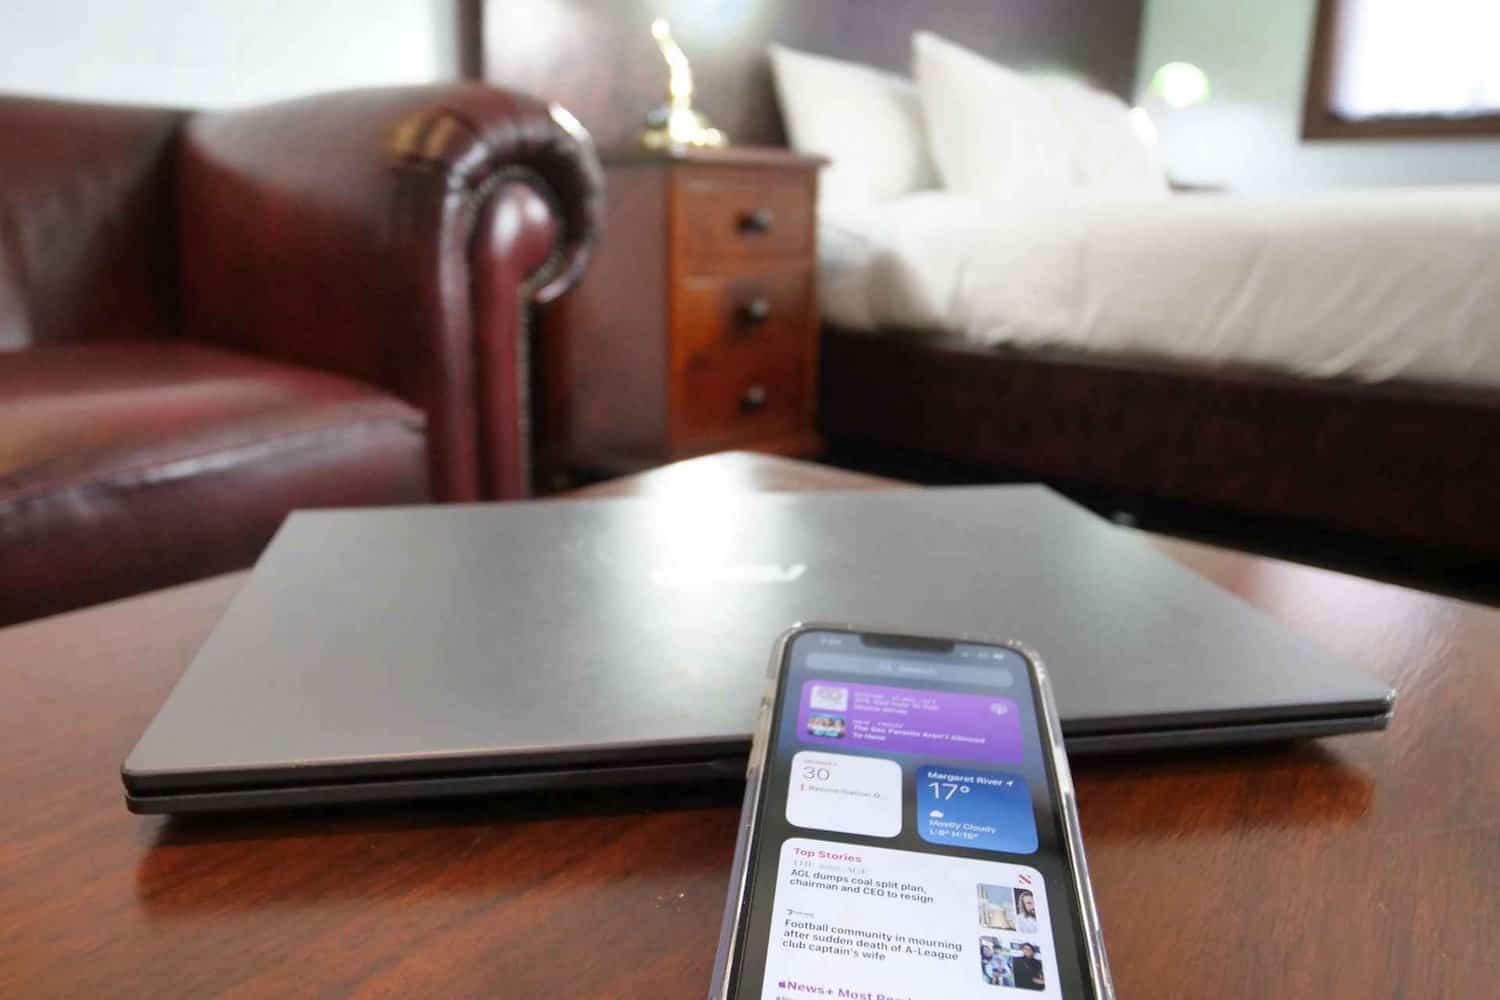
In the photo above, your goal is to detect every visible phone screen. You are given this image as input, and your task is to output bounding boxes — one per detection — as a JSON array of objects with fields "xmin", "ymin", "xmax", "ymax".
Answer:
[{"xmin": 728, "ymin": 629, "xmax": 1097, "ymax": 999}]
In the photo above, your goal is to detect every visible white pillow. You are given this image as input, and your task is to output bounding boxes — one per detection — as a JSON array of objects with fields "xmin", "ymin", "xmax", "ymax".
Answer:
[
  {"xmin": 1032, "ymin": 75, "xmax": 1169, "ymax": 198},
  {"xmin": 911, "ymin": 31, "xmax": 1075, "ymax": 201},
  {"xmin": 769, "ymin": 43, "xmax": 938, "ymax": 210}
]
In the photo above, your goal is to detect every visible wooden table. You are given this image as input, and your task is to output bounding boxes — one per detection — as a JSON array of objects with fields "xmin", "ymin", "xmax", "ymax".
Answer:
[{"xmin": 3, "ymin": 452, "xmax": 1497, "ymax": 998}]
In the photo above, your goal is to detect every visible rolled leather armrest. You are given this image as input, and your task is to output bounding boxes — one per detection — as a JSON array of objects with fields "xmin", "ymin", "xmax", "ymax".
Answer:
[{"xmin": 176, "ymin": 84, "xmax": 603, "ymax": 500}]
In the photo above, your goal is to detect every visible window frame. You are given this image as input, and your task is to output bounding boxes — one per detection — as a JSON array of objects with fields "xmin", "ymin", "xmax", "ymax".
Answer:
[{"xmin": 1302, "ymin": 0, "xmax": 1500, "ymax": 140}]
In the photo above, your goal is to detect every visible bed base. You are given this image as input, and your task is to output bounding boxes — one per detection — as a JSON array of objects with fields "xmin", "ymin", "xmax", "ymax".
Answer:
[{"xmin": 820, "ymin": 327, "xmax": 1500, "ymax": 558}]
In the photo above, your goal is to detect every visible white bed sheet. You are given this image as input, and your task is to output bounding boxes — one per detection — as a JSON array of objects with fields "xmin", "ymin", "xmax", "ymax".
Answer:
[{"xmin": 820, "ymin": 188, "xmax": 1500, "ymax": 387}]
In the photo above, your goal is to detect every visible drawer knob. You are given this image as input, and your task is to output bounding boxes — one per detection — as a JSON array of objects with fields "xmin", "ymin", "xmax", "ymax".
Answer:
[
  {"xmin": 738, "ymin": 297, "xmax": 772, "ymax": 325},
  {"xmin": 740, "ymin": 383, "xmax": 768, "ymax": 414},
  {"xmin": 738, "ymin": 208, "xmax": 775, "ymax": 234}
]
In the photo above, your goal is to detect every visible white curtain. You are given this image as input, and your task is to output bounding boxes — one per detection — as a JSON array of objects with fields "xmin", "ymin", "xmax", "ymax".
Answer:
[{"xmin": 1330, "ymin": 0, "xmax": 1500, "ymax": 119}]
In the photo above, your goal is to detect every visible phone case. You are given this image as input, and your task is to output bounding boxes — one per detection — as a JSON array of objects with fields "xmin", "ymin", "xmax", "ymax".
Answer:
[{"xmin": 708, "ymin": 623, "xmax": 1114, "ymax": 1000}]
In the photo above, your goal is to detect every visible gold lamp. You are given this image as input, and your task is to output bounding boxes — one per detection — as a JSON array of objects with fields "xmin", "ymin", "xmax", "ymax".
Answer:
[{"xmin": 639, "ymin": 18, "xmax": 727, "ymax": 150}]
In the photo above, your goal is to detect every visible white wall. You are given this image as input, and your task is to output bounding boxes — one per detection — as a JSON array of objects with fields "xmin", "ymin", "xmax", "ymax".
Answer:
[
  {"xmin": 1136, "ymin": 0, "xmax": 1500, "ymax": 193},
  {"xmin": 0, "ymin": 0, "xmax": 460, "ymax": 109}
]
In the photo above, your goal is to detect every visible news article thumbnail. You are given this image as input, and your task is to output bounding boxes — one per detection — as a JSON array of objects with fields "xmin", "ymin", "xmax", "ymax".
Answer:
[{"xmin": 977, "ymin": 884, "xmax": 1046, "ymax": 990}]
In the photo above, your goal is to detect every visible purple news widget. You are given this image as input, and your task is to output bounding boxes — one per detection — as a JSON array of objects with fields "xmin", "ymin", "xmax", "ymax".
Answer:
[{"xmin": 796, "ymin": 679, "xmax": 1024, "ymax": 765}]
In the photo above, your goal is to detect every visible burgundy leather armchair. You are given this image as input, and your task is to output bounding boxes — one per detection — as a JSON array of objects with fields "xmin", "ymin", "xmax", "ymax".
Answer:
[{"xmin": 0, "ymin": 86, "xmax": 602, "ymax": 626}]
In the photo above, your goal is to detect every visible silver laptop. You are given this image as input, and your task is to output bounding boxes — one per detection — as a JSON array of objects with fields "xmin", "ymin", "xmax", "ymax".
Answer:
[{"xmin": 123, "ymin": 486, "xmax": 1394, "ymax": 813}]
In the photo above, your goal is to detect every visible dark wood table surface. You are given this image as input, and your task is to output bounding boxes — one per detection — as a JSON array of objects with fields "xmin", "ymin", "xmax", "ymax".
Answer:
[{"xmin": 3, "ymin": 452, "xmax": 1497, "ymax": 998}]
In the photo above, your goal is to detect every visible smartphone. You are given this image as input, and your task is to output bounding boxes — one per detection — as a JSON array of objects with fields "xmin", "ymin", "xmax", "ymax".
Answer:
[{"xmin": 711, "ymin": 625, "xmax": 1112, "ymax": 999}]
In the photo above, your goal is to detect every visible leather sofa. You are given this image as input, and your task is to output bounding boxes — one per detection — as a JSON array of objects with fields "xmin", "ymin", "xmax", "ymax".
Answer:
[{"xmin": 0, "ymin": 86, "xmax": 602, "ymax": 626}]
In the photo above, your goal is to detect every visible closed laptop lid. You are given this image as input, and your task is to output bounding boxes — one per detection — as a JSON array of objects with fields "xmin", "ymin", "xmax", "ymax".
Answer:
[{"xmin": 124, "ymin": 486, "xmax": 1393, "ymax": 793}]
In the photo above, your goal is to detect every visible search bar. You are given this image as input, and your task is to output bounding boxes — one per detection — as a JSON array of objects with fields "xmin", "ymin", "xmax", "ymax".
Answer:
[{"xmin": 805, "ymin": 651, "xmax": 1015, "ymax": 689}]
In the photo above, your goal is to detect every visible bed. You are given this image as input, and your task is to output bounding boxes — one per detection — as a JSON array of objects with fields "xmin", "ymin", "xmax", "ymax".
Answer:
[
  {"xmin": 822, "ymin": 188, "xmax": 1500, "ymax": 387},
  {"xmin": 473, "ymin": 0, "xmax": 1500, "ymax": 558}
]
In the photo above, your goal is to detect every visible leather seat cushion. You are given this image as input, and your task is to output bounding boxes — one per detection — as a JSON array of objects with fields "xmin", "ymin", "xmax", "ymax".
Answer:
[{"xmin": 0, "ymin": 340, "xmax": 429, "ymax": 625}]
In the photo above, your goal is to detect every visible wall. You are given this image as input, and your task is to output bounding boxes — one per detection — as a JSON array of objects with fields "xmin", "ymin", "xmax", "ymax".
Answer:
[
  {"xmin": 1136, "ymin": 0, "xmax": 1500, "ymax": 193},
  {"xmin": 0, "ymin": 0, "xmax": 459, "ymax": 109},
  {"xmin": 478, "ymin": 0, "xmax": 1144, "ymax": 151}
]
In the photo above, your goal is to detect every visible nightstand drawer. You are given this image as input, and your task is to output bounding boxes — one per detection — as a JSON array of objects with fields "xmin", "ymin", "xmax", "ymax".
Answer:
[
  {"xmin": 553, "ymin": 149, "xmax": 824, "ymax": 476},
  {"xmin": 673, "ymin": 342, "xmax": 810, "ymax": 447},
  {"xmin": 672, "ymin": 168, "xmax": 815, "ymax": 261},
  {"xmin": 672, "ymin": 266, "xmax": 813, "ymax": 365}
]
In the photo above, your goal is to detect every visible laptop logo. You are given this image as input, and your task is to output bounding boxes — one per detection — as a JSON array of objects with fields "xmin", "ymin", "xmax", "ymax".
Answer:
[{"xmin": 650, "ymin": 563, "xmax": 808, "ymax": 587}]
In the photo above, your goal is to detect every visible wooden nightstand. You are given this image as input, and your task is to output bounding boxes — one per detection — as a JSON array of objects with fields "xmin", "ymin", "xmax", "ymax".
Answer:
[{"xmin": 540, "ymin": 147, "xmax": 825, "ymax": 483}]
